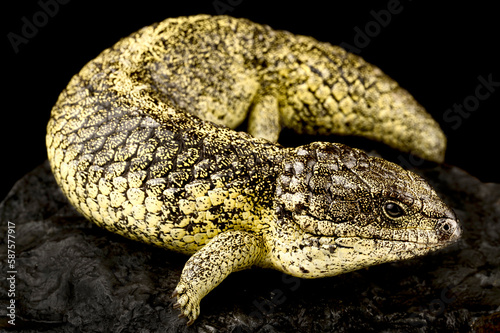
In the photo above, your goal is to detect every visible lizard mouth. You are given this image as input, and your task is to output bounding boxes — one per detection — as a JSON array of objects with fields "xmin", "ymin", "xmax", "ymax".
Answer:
[
  {"xmin": 293, "ymin": 213, "xmax": 461, "ymax": 247},
  {"xmin": 315, "ymin": 236, "xmax": 455, "ymax": 260}
]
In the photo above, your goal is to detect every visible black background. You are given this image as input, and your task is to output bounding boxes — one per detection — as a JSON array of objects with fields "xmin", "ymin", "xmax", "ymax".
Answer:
[{"xmin": 3, "ymin": 0, "xmax": 499, "ymax": 201}]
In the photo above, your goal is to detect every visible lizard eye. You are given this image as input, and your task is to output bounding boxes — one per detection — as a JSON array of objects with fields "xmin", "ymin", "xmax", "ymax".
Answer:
[{"xmin": 383, "ymin": 201, "xmax": 405, "ymax": 218}]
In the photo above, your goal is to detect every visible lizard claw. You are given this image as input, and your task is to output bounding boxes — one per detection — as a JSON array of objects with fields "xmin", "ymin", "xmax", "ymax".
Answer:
[{"xmin": 172, "ymin": 282, "xmax": 201, "ymax": 325}]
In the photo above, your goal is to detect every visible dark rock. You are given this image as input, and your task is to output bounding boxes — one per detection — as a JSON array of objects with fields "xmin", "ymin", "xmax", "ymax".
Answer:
[{"xmin": 0, "ymin": 160, "xmax": 499, "ymax": 332}]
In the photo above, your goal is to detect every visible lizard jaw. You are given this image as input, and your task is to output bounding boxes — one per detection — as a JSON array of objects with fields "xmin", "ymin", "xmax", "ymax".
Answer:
[{"xmin": 262, "ymin": 215, "xmax": 461, "ymax": 279}]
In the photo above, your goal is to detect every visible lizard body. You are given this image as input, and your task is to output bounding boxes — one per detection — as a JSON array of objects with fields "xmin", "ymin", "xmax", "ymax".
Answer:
[{"xmin": 46, "ymin": 15, "xmax": 460, "ymax": 324}]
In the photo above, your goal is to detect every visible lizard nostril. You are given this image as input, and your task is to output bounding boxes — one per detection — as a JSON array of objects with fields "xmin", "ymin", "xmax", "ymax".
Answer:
[{"xmin": 436, "ymin": 218, "xmax": 461, "ymax": 242}]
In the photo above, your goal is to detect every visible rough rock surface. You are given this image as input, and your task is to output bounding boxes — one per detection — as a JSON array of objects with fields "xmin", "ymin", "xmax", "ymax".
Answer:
[{"xmin": 0, "ymin": 160, "xmax": 499, "ymax": 332}]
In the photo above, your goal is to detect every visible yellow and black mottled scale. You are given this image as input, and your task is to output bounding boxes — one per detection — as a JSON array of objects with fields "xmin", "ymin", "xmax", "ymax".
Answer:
[
  {"xmin": 46, "ymin": 49, "xmax": 281, "ymax": 254},
  {"xmin": 46, "ymin": 15, "xmax": 459, "ymax": 324}
]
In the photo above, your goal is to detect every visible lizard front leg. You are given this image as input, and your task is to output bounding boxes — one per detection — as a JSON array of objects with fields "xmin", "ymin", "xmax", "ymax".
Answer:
[{"xmin": 172, "ymin": 230, "xmax": 267, "ymax": 325}]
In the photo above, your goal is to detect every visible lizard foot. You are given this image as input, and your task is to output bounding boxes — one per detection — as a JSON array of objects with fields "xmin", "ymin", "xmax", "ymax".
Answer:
[
  {"xmin": 172, "ymin": 283, "xmax": 201, "ymax": 326},
  {"xmin": 169, "ymin": 231, "xmax": 266, "ymax": 325}
]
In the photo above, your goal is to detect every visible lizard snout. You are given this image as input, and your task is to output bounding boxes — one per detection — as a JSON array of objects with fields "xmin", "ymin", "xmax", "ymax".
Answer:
[{"xmin": 436, "ymin": 217, "xmax": 461, "ymax": 243}]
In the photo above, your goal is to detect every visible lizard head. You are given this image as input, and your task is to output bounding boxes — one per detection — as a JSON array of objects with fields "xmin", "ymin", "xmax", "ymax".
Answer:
[{"xmin": 267, "ymin": 141, "xmax": 461, "ymax": 278}]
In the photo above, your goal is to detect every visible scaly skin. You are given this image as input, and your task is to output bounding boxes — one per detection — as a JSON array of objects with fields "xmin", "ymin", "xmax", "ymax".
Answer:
[{"xmin": 46, "ymin": 15, "xmax": 460, "ymax": 324}]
